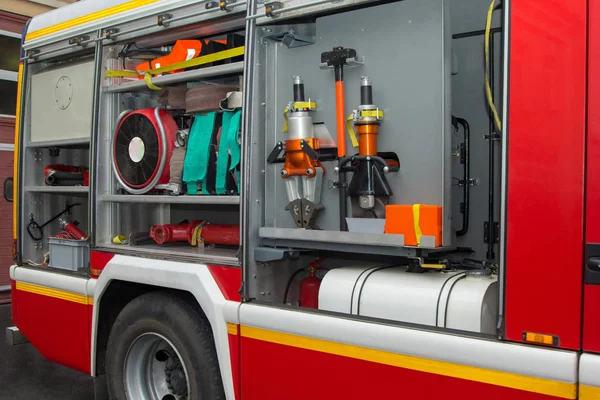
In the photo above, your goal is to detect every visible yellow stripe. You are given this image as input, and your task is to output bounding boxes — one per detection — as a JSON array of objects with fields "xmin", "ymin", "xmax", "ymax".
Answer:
[
  {"xmin": 580, "ymin": 385, "xmax": 600, "ymax": 400},
  {"xmin": 16, "ymin": 282, "xmax": 93, "ymax": 305},
  {"xmin": 13, "ymin": 63, "xmax": 23, "ymax": 240},
  {"xmin": 227, "ymin": 323, "xmax": 238, "ymax": 335},
  {"xmin": 241, "ymin": 326, "xmax": 576, "ymax": 399},
  {"xmin": 26, "ymin": 0, "xmax": 158, "ymax": 41}
]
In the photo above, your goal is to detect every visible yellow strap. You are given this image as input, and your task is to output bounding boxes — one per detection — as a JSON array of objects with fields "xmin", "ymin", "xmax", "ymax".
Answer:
[
  {"xmin": 413, "ymin": 204, "xmax": 422, "ymax": 246},
  {"xmin": 190, "ymin": 225, "xmax": 203, "ymax": 247},
  {"xmin": 346, "ymin": 113, "xmax": 359, "ymax": 147},
  {"xmin": 106, "ymin": 69, "xmax": 138, "ymax": 77},
  {"xmin": 360, "ymin": 110, "xmax": 384, "ymax": 119},
  {"xmin": 282, "ymin": 101, "xmax": 316, "ymax": 133},
  {"xmin": 345, "ymin": 110, "xmax": 383, "ymax": 148},
  {"xmin": 105, "ymin": 46, "xmax": 245, "ymax": 90},
  {"xmin": 421, "ymin": 264, "xmax": 445, "ymax": 270},
  {"xmin": 282, "ymin": 105, "xmax": 290, "ymax": 133},
  {"xmin": 150, "ymin": 46, "xmax": 244, "ymax": 76},
  {"xmin": 144, "ymin": 72, "xmax": 162, "ymax": 91}
]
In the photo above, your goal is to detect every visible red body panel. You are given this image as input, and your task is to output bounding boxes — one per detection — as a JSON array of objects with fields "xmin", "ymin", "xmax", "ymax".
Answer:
[
  {"xmin": 207, "ymin": 265, "xmax": 241, "ymax": 302},
  {"xmin": 13, "ymin": 289, "xmax": 91, "ymax": 374},
  {"xmin": 586, "ymin": 0, "xmax": 600, "ymax": 244},
  {"xmin": 10, "ymin": 279, "xmax": 16, "ymax": 325},
  {"xmin": 504, "ymin": 0, "xmax": 586, "ymax": 350},
  {"xmin": 583, "ymin": 286, "xmax": 600, "ymax": 352},
  {"xmin": 240, "ymin": 337, "xmax": 564, "ymax": 400},
  {"xmin": 228, "ymin": 328, "xmax": 241, "ymax": 400},
  {"xmin": 90, "ymin": 251, "xmax": 114, "ymax": 273},
  {"xmin": 583, "ymin": 0, "xmax": 600, "ymax": 353}
]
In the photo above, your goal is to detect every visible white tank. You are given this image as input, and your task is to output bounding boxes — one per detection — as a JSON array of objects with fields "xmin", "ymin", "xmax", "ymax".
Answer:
[{"xmin": 318, "ymin": 266, "xmax": 498, "ymax": 334}]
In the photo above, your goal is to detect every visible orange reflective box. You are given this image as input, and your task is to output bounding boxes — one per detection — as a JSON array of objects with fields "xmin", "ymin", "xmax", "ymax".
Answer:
[{"xmin": 384, "ymin": 204, "xmax": 442, "ymax": 247}]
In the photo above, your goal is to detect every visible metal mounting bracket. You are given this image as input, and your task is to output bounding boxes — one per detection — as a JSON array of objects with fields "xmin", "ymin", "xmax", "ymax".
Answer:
[
  {"xmin": 254, "ymin": 246, "xmax": 306, "ymax": 262},
  {"xmin": 104, "ymin": 28, "xmax": 119, "ymax": 40},
  {"xmin": 157, "ymin": 13, "xmax": 172, "ymax": 27},
  {"xmin": 69, "ymin": 35, "xmax": 90, "ymax": 46},
  {"xmin": 483, "ymin": 221, "xmax": 500, "ymax": 244},
  {"xmin": 219, "ymin": 0, "xmax": 236, "ymax": 12},
  {"xmin": 261, "ymin": 24, "xmax": 316, "ymax": 48},
  {"xmin": 319, "ymin": 56, "xmax": 364, "ymax": 70},
  {"xmin": 265, "ymin": 1, "xmax": 283, "ymax": 17}
]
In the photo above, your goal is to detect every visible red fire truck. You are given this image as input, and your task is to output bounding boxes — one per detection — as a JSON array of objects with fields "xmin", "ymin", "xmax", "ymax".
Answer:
[{"xmin": 4, "ymin": 0, "xmax": 597, "ymax": 398}]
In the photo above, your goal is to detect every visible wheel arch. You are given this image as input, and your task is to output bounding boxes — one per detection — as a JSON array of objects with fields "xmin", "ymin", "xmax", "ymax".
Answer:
[{"xmin": 91, "ymin": 254, "xmax": 240, "ymax": 400}]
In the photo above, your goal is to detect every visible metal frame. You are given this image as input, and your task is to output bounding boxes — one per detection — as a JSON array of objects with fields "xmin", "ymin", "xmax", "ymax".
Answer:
[
  {"xmin": 18, "ymin": 51, "xmax": 93, "ymax": 266},
  {"xmin": 90, "ymin": 4, "xmax": 247, "ymax": 264},
  {"xmin": 498, "ymin": 0, "xmax": 510, "ymax": 339},
  {"xmin": 240, "ymin": 0, "xmax": 259, "ymax": 301},
  {"xmin": 89, "ymin": 32, "xmax": 103, "ymax": 248}
]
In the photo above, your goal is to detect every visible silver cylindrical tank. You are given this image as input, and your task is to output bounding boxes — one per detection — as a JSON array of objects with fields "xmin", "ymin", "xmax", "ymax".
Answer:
[{"xmin": 318, "ymin": 266, "xmax": 498, "ymax": 334}]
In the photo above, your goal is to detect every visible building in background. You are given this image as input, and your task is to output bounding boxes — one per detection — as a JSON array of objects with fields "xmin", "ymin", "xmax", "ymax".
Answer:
[{"xmin": 0, "ymin": 0, "xmax": 74, "ymax": 301}]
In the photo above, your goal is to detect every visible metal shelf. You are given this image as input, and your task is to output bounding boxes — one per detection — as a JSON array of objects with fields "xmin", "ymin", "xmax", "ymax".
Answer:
[
  {"xmin": 99, "ymin": 194, "xmax": 240, "ymax": 205},
  {"xmin": 26, "ymin": 186, "xmax": 89, "ymax": 195},
  {"xmin": 96, "ymin": 243, "xmax": 240, "ymax": 266},
  {"xmin": 103, "ymin": 62, "xmax": 244, "ymax": 93},
  {"xmin": 27, "ymin": 137, "xmax": 90, "ymax": 148},
  {"xmin": 259, "ymin": 227, "xmax": 450, "ymax": 258}
]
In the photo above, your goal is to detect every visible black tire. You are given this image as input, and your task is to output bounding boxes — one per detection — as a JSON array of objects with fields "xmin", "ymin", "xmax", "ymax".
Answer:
[
  {"xmin": 94, "ymin": 375, "xmax": 109, "ymax": 400},
  {"xmin": 106, "ymin": 291, "xmax": 225, "ymax": 400}
]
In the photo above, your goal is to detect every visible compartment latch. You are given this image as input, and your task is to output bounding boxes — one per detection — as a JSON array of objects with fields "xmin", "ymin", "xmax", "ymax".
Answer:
[
  {"xmin": 265, "ymin": 1, "xmax": 283, "ymax": 17},
  {"xmin": 219, "ymin": 0, "xmax": 236, "ymax": 12},
  {"xmin": 68, "ymin": 35, "xmax": 91, "ymax": 47},
  {"xmin": 104, "ymin": 28, "xmax": 119, "ymax": 40},
  {"xmin": 157, "ymin": 13, "xmax": 172, "ymax": 27}
]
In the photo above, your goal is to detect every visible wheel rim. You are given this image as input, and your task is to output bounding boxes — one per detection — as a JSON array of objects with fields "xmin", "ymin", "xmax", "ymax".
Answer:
[{"xmin": 124, "ymin": 332, "xmax": 190, "ymax": 400}]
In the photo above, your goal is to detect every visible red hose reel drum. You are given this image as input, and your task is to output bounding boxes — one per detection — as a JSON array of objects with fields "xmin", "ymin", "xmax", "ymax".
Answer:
[{"xmin": 113, "ymin": 108, "xmax": 178, "ymax": 191}]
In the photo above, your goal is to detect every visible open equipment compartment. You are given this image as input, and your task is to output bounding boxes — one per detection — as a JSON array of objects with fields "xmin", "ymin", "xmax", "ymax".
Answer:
[
  {"xmin": 248, "ymin": 0, "xmax": 452, "ymax": 256},
  {"xmin": 243, "ymin": 0, "xmax": 504, "ymax": 337},
  {"xmin": 95, "ymin": 19, "xmax": 246, "ymax": 265},
  {"xmin": 19, "ymin": 51, "xmax": 94, "ymax": 272}
]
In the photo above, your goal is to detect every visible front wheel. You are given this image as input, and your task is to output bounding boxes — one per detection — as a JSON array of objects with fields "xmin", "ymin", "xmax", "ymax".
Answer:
[{"xmin": 106, "ymin": 291, "xmax": 225, "ymax": 400}]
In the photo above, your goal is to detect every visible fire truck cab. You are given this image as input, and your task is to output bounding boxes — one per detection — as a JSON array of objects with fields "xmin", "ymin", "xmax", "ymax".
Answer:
[{"xmin": 6, "ymin": 0, "xmax": 598, "ymax": 399}]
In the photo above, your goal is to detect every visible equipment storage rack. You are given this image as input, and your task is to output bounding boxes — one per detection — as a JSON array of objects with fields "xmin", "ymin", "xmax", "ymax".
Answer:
[{"xmin": 94, "ymin": 7, "xmax": 248, "ymax": 266}]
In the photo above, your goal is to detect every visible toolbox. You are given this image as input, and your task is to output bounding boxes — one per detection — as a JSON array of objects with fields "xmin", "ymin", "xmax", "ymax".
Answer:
[{"xmin": 48, "ymin": 237, "xmax": 90, "ymax": 272}]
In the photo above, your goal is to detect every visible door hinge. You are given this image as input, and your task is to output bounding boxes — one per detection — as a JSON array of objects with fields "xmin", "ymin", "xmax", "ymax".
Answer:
[{"xmin": 483, "ymin": 221, "xmax": 500, "ymax": 244}]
